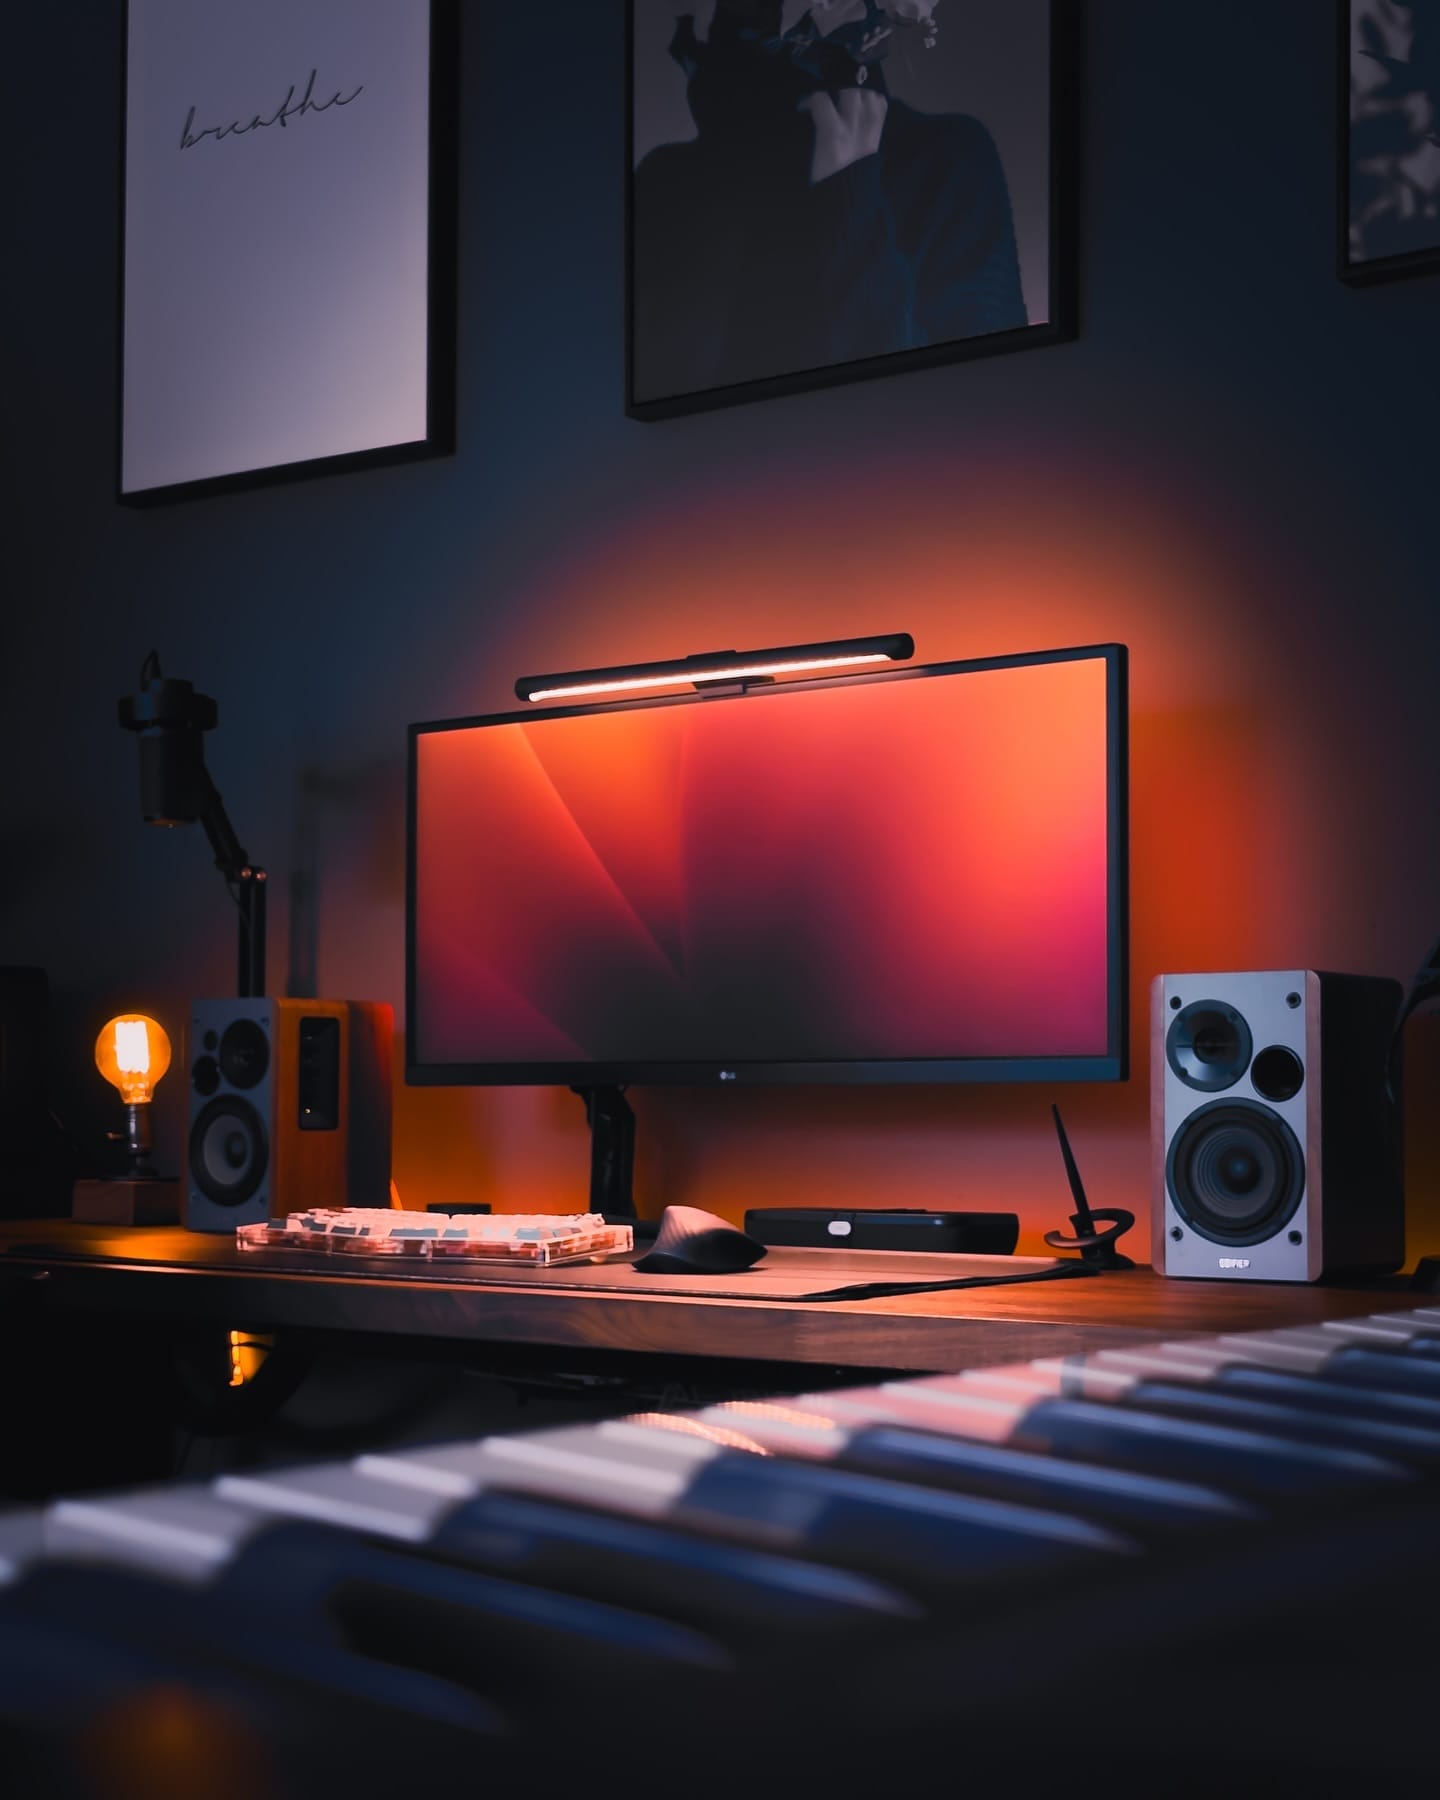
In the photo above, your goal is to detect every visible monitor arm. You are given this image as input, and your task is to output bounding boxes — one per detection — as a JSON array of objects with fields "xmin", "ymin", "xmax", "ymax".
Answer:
[{"xmin": 572, "ymin": 1085, "xmax": 636, "ymax": 1219}]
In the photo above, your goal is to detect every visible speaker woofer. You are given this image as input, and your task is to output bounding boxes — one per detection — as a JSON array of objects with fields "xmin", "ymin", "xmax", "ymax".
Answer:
[
  {"xmin": 1166, "ymin": 1000, "xmax": 1253, "ymax": 1093},
  {"xmin": 1166, "ymin": 1098, "xmax": 1304, "ymax": 1246},
  {"xmin": 190, "ymin": 1096, "xmax": 268, "ymax": 1206}
]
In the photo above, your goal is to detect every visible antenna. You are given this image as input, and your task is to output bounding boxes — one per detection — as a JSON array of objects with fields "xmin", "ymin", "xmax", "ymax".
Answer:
[{"xmin": 1043, "ymin": 1103, "xmax": 1136, "ymax": 1270}]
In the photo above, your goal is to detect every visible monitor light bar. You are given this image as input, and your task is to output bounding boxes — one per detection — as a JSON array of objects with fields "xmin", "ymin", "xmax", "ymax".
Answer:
[{"xmin": 515, "ymin": 633, "xmax": 915, "ymax": 704}]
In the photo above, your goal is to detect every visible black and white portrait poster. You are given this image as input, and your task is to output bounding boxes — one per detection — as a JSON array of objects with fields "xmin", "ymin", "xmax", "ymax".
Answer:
[
  {"xmin": 627, "ymin": 0, "xmax": 1071, "ymax": 418},
  {"xmin": 1342, "ymin": 0, "xmax": 1440, "ymax": 283},
  {"xmin": 121, "ymin": 0, "xmax": 451, "ymax": 500}
]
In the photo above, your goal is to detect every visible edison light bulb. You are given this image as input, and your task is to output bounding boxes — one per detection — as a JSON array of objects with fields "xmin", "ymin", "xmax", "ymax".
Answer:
[{"xmin": 95, "ymin": 1013, "xmax": 172, "ymax": 1173}]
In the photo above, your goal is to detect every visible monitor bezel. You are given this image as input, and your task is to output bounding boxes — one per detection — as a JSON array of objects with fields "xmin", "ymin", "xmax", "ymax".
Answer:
[{"xmin": 406, "ymin": 642, "xmax": 1129, "ymax": 1088}]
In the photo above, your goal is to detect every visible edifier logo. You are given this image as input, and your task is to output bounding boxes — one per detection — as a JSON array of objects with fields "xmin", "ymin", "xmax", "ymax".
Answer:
[{"xmin": 1218, "ymin": 1257, "xmax": 1251, "ymax": 1269}]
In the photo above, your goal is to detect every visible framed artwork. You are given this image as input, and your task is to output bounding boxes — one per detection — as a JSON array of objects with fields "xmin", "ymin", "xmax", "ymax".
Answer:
[
  {"xmin": 119, "ymin": 0, "xmax": 457, "ymax": 504},
  {"xmin": 625, "ymin": 0, "xmax": 1076, "ymax": 420},
  {"xmin": 1340, "ymin": 0, "xmax": 1440, "ymax": 284}
]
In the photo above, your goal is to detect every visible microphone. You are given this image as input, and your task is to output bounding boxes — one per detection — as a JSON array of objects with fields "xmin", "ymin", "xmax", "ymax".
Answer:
[{"xmin": 118, "ymin": 650, "xmax": 218, "ymax": 826}]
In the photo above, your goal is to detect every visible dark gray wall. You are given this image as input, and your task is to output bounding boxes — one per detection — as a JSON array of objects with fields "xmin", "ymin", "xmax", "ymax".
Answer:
[{"xmin": 6, "ymin": 2, "xmax": 1439, "ymax": 1246}]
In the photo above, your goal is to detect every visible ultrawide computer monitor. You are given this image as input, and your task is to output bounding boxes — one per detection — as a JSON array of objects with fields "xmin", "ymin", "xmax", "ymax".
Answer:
[{"xmin": 407, "ymin": 643, "xmax": 1128, "ymax": 1087}]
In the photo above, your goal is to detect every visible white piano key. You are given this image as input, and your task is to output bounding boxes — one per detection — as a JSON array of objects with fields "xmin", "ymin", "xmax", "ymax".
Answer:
[
  {"xmin": 596, "ymin": 1418, "xmax": 773, "ymax": 1458},
  {"xmin": 480, "ymin": 1425, "xmax": 718, "ymax": 1489},
  {"xmin": 1323, "ymin": 1316, "xmax": 1439, "ymax": 1343},
  {"xmin": 0, "ymin": 1509, "xmax": 45, "ymax": 1586},
  {"xmin": 931, "ymin": 1360, "xmax": 1138, "ymax": 1400},
  {"xmin": 355, "ymin": 1443, "xmax": 501, "ymax": 1501},
  {"xmin": 696, "ymin": 1382, "xmax": 1026, "ymax": 1444},
  {"xmin": 675, "ymin": 1403, "xmax": 847, "ymax": 1458},
  {"xmin": 913, "ymin": 1366, "xmax": 1075, "ymax": 1401},
  {"xmin": 1068, "ymin": 1321, "xmax": 1436, "ymax": 1385},
  {"xmin": 359, "ymin": 1424, "xmax": 722, "ymax": 1521},
  {"xmin": 770, "ymin": 1391, "xmax": 928, "ymax": 1430},
  {"xmin": 874, "ymin": 1383, "xmax": 1029, "ymax": 1442},
  {"xmin": 1140, "ymin": 1341, "xmax": 1235, "ymax": 1368},
  {"xmin": 215, "ymin": 1463, "xmax": 454, "ymax": 1543},
  {"xmin": 1245, "ymin": 1328, "xmax": 1352, "ymax": 1352},
  {"xmin": 1208, "ymin": 1334, "xmax": 1333, "ymax": 1371},
  {"xmin": 1276, "ymin": 1324, "xmax": 1436, "ymax": 1362},
  {"xmin": 44, "ymin": 1486, "xmax": 266, "ymax": 1582},
  {"xmin": 1057, "ymin": 1348, "xmax": 1208, "ymax": 1387}
]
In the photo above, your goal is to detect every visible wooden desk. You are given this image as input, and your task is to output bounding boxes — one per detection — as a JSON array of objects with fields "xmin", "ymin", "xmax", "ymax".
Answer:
[{"xmin": 0, "ymin": 1219, "xmax": 1419, "ymax": 1375}]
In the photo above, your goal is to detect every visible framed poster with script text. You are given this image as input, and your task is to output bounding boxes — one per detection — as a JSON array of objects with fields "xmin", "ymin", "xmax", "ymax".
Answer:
[{"xmin": 119, "ymin": 0, "xmax": 456, "ymax": 503}]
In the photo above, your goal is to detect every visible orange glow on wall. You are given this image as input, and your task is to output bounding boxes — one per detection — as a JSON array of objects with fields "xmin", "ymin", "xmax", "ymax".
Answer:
[{"xmin": 348, "ymin": 441, "xmax": 1436, "ymax": 1258}]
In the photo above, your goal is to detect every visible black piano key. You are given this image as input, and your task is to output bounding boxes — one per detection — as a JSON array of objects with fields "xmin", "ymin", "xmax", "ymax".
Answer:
[
  {"xmin": 3, "ymin": 1561, "xmax": 504, "ymax": 1739},
  {"xmin": 1125, "ymin": 1381, "xmax": 1440, "ymax": 1468},
  {"xmin": 213, "ymin": 1518, "xmax": 734, "ymax": 1703},
  {"xmin": 832, "ymin": 1424, "xmax": 1256, "ymax": 1532},
  {"xmin": 429, "ymin": 1488, "xmax": 918, "ymax": 1645},
  {"xmin": 1378, "ymin": 1334, "xmax": 1440, "ymax": 1359},
  {"xmin": 1012, "ymin": 1398, "xmax": 1410, "ymax": 1498},
  {"xmin": 1213, "ymin": 1363, "xmax": 1440, "ymax": 1424},
  {"xmin": 672, "ymin": 1450, "xmax": 1136, "ymax": 1592},
  {"xmin": 0, "ymin": 1609, "xmax": 217, "ymax": 1724},
  {"xmin": 1324, "ymin": 1346, "xmax": 1440, "ymax": 1396},
  {"xmin": 0, "ymin": 1611, "xmax": 326, "ymax": 1797}
]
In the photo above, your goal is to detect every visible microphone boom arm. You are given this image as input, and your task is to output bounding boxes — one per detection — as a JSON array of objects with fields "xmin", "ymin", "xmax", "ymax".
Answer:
[{"xmin": 119, "ymin": 653, "xmax": 267, "ymax": 999}]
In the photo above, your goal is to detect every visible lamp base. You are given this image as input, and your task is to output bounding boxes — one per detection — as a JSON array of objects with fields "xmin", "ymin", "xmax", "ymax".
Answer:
[{"xmin": 72, "ymin": 1177, "xmax": 181, "ymax": 1226}]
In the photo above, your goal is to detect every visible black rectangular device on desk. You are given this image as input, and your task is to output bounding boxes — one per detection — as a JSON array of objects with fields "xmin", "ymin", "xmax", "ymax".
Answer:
[{"xmin": 744, "ymin": 1208, "xmax": 1019, "ymax": 1256}]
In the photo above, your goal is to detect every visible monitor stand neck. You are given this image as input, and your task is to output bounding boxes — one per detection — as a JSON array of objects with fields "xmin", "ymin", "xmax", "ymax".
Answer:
[{"xmin": 571, "ymin": 1086, "xmax": 636, "ymax": 1219}]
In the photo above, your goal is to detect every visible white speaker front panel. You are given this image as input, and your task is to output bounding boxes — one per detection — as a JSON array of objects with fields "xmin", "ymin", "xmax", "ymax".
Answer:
[
  {"xmin": 1157, "ymin": 971, "xmax": 1320, "ymax": 1282},
  {"xmin": 187, "ymin": 997, "xmax": 277, "ymax": 1232}
]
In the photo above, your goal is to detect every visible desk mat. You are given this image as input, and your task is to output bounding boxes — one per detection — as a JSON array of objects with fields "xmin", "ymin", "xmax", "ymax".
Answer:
[
  {"xmin": 8, "ymin": 1231, "xmax": 1097, "ymax": 1304},
  {"xmin": 414, "ymin": 1249, "xmax": 1097, "ymax": 1304}
]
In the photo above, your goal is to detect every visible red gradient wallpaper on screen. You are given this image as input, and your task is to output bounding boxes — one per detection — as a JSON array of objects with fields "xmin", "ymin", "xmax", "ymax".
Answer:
[{"xmin": 412, "ymin": 655, "xmax": 1114, "ymax": 1071}]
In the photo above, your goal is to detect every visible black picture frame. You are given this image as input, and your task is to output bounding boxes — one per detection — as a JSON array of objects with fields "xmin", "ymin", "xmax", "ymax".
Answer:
[
  {"xmin": 625, "ymin": 0, "xmax": 1077, "ymax": 421},
  {"xmin": 1338, "ymin": 0, "xmax": 1440, "ymax": 286},
  {"xmin": 118, "ymin": 0, "xmax": 458, "ymax": 506}
]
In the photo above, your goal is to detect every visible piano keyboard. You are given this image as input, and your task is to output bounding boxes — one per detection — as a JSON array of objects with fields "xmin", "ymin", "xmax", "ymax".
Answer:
[{"xmin": 5, "ymin": 1304, "xmax": 1440, "ymax": 1795}]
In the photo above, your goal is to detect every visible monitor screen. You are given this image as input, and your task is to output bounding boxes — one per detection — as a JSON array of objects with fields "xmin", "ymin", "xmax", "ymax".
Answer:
[{"xmin": 407, "ymin": 644, "xmax": 1127, "ymax": 1085}]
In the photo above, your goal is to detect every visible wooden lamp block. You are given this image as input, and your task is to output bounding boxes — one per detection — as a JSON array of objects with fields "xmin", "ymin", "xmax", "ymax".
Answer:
[{"xmin": 72, "ymin": 1178, "xmax": 181, "ymax": 1226}]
